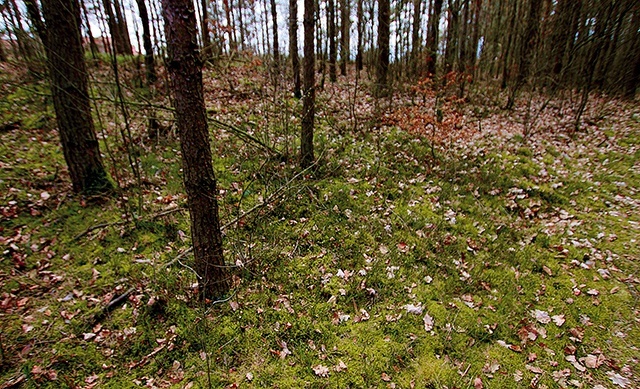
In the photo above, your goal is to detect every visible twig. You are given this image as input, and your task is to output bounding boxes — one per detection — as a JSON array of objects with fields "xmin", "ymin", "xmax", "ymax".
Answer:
[
  {"xmin": 208, "ymin": 117, "xmax": 282, "ymax": 157},
  {"xmin": 73, "ymin": 206, "xmax": 183, "ymax": 241},
  {"xmin": 91, "ymin": 287, "xmax": 135, "ymax": 324}
]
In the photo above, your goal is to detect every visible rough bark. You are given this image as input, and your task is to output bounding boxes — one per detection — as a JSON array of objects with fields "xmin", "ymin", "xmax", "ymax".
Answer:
[
  {"xmin": 301, "ymin": 0, "xmax": 315, "ymax": 168},
  {"xmin": 289, "ymin": 0, "xmax": 301, "ymax": 97},
  {"xmin": 410, "ymin": 0, "xmax": 422, "ymax": 76},
  {"xmin": 162, "ymin": 0, "xmax": 230, "ymax": 299},
  {"xmin": 41, "ymin": 0, "xmax": 113, "ymax": 194}
]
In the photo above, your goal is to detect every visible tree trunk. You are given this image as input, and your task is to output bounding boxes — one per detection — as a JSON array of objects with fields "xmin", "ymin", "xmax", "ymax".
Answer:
[
  {"xmin": 81, "ymin": 0, "xmax": 100, "ymax": 57},
  {"xmin": 162, "ymin": 0, "xmax": 230, "ymax": 299},
  {"xmin": 376, "ymin": 0, "xmax": 390, "ymax": 95},
  {"xmin": 135, "ymin": 0, "xmax": 157, "ymax": 83},
  {"xmin": 113, "ymin": 0, "xmax": 133, "ymax": 54},
  {"xmin": 301, "ymin": 0, "xmax": 315, "ymax": 168},
  {"xmin": 41, "ymin": 0, "xmax": 113, "ymax": 194},
  {"xmin": 410, "ymin": 0, "xmax": 421, "ymax": 76},
  {"xmin": 200, "ymin": 0, "xmax": 212, "ymax": 58},
  {"xmin": 328, "ymin": 0, "xmax": 337, "ymax": 82},
  {"xmin": 270, "ymin": 0, "xmax": 279, "ymax": 67},
  {"xmin": 425, "ymin": 0, "xmax": 443, "ymax": 77},
  {"xmin": 339, "ymin": 0, "xmax": 349, "ymax": 75},
  {"xmin": 289, "ymin": 0, "xmax": 301, "ymax": 97},
  {"xmin": 355, "ymin": 0, "xmax": 363, "ymax": 70}
]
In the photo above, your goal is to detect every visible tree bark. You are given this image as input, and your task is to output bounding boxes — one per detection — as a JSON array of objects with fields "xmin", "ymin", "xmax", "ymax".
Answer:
[
  {"xmin": 270, "ymin": 0, "xmax": 279, "ymax": 68},
  {"xmin": 200, "ymin": 0, "xmax": 212, "ymax": 58},
  {"xmin": 376, "ymin": 0, "xmax": 390, "ymax": 95},
  {"xmin": 135, "ymin": 0, "xmax": 157, "ymax": 83},
  {"xmin": 425, "ymin": 0, "xmax": 443, "ymax": 77},
  {"xmin": 41, "ymin": 0, "xmax": 113, "ymax": 194},
  {"xmin": 355, "ymin": 0, "xmax": 363, "ymax": 70},
  {"xmin": 301, "ymin": 0, "xmax": 315, "ymax": 168},
  {"xmin": 410, "ymin": 0, "xmax": 422, "ymax": 76},
  {"xmin": 162, "ymin": 0, "xmax": 230, "ymax": 299},
  {"xmin": 328, "ymin": 0, "xmax": 337, "ymax": 81},
  {"xmin": 289, "ymin": 0, "xmax": 301, "ymax": 97},
  {"xmin": 339, "ymin": 0, "xmax": 349, "ymax": 75}
]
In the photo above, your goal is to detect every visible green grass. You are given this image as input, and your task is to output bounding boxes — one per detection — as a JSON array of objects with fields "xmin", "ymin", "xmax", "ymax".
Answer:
[{"xmin": 0, "ymin": 61, "xmax": 638, "ymax": 388}]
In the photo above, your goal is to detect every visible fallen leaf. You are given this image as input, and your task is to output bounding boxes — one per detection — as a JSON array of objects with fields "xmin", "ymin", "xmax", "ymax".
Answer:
[
  {"xmin": 334, "ymin": 360, "xmax": 347, "ymax": 372},
  {"xmin": 423, "ymin": 312, "xmax": 434, "ymax": 331},
  {"xmin": 608, "ymin": 372, "xmax": 631, "ymax": 388},
  {"xmin": 312, "ymin": 365, "xmax": 329, "ymax": 377},
  {"xmin": 473, "ymin": 376, "xmax": 483, "ymax": 389},
  {"xmin": 381, "ymin": 372, "xmax": 392, "ymax": 382},
  {"xmin": 404, "ymin": 303, "xmax": 424, "ymax": 314},
  {"xmin": 552, "ymin": 314, "xmax": 566, "ymax": 327},
  {"xmin": 532, "ymin": 309, "xmax": 551, "ymax": 324}
]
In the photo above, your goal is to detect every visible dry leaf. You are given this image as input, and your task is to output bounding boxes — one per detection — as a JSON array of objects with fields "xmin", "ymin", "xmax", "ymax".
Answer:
[
  {"xmin": 312, "ymin": 365, "xmax": 329, "ymax": 377},
  {"xmin": 423, "ymin": 313, "xmax": 434, "ymax": 331}
]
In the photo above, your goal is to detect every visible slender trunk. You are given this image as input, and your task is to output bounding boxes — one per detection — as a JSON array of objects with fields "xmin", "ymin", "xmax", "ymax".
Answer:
[
  {"xmin": 339, "ymin": 0, "xmax": 349, "ymax": 75},
  {"xmin": 23, "ymin": 0, "xmax": 48, "ymax": 47},
  {"xmin": 270, "ymin": 0, "xmax": 279, "ymax": 67},
  {"xmin": 81, "ymin": 0, "xmax": 100, "ymax": 57},
  {"xmin": 41, "ymin": 0, "xmax": 113, "ymax": 194},
  {"xmin": 301, "ymin": 0, "xmax": 315, "ymax": 168},
  {"xmin": 425, "ymin": 0, "xmax": 442, "ymax": 77},
  {"xmin": 290, "ymin": 0, "xmax": 302, "ymax": 97},
  {"xmin": 355, "ymin": 0, "xmax": 363, "ymax": 70},
  {"xmin": 135, "ymin": 0, "xmax": 157, "ymax": 83},
  {"xmin": 328, "ymin": 0, "xmax": 337, "ymax": 81},
  {"xmin": 200, "ymin": 0, "xmax": 211, "ymax": 57},
  {"xmin": 376, "ymin": 0, "xmax": 390, "ymax": 95},
  {"xmin": 113, "ymin": 0, "xmax": 133, "ymax": 54},
  {"xmin": 162, "ymin": 0, "xmax": 230, "ymax": 299},
  {"xmin": 410, "ymin": 0, "xmax": 421, "ymax": 76}
]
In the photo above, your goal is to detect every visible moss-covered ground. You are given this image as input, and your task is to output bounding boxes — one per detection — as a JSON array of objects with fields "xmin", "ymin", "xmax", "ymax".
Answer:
[{"xmin": 0, "ymin": 59, "xmax": 638, "ymax": 388}]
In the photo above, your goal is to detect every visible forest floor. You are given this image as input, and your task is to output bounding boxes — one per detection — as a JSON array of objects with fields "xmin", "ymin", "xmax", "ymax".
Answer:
[{"xmin": 0, "ymin": 58, "xmax": 639, "ymax": 389}]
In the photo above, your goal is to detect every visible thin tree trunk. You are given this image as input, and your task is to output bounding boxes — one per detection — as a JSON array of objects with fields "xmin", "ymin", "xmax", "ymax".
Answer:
[
  {"xmin": 289, "ymin": 0, "xmax": 302, "ymax": 97},
  {"xmin": 301, "ymin": 0, "xmax": 315, "ymax": 168},
  {"xmin": 410, "ymin": 0, "xmax": 422, "ymax": 76},
  {"xmin": 41, "ymin": 0, "xmax": 113, "ymax": 194},
  {"xmin": 135, "ymin": 0, "xmax": 157, "ymax": 83},
  {"xmin": 376, "ymin": 0, "xmax": 390, "ymax": 95},
  {"xmin": 162, "ymin": 0, "xmax": 230, "ymax": 299},
  {"xmin": 328, "ymin": 0, "xmax": 337, "ymax": 81},
  {"xmin": 113, "ymin": 0, "xmax": 133, "ymax": 54},
  {"xmin": 355, "ymin": 0, "xmax": 363, "ymax": 70},
  {"xmin": 81, "ymin": 0, "xmax": 100, "ymax": 57},
  {"xmin": 339, "ymin": 0, "xmax": 349, "ymax": 75},
  {"xmin": 425, "ymin": 0, "xmax": 442, "ymax": 77},
  {"xmin": 270, "ymin": 0, "xmax": 279, "ymax": 67},
  {"xmin": 200, "ymin": 0, "xmax": 212, "ymax": 57}
]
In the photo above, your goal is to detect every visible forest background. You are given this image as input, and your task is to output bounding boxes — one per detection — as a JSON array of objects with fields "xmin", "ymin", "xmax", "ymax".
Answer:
[{"xmin": 0, "ymin": 0, "xmax": 639, "ymax": 387}]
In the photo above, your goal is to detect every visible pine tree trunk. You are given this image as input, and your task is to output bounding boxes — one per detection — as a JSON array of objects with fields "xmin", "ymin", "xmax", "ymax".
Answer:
[
  {"xmin": 376, "ymin": 0, "xmax": 390, "ymax": 95},
  {"xmin": 328, "ymin": 0, "xmax": 337, "ymax": 82},
  {"xmin": 410, "ymin": 0, "xmax": 421, "ymax": 76},
  {"xmin": 355, "ymin": 0, "xmax": 363, "ymax": 70},
  {"xmin": 41, "ymin": 0, "xmax": 113, "ymax": 194},
  {"xmin": 301, "ymin": 0, "xmax": 315, "ymax": 168},
  {"xmin": 136, "ymin": 0, "xmax": 157, "ymax": 83},
  {"xmin": 200, "ymin": 0, "xmax": 212, "ymax": 58},
  {"xmin": 425, "ymin": 0, "xmax": 443, "ymax": 77},
  {"xmin": 270, "ymin": 0, "xmax": 279, "ymax": 67},
  {"xmin": 162, "ymin": 0, "xmax": 230, "ymax": 299},
  {"xmin": 339, "ymin": 0, "xmax": 349, "ymax": 75},
  {"xmin": 289, "ymin": 0, "xmax": 302, "ymax": 97}
]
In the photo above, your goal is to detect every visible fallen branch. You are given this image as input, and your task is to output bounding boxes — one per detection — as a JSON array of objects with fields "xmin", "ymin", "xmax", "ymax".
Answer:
[
  {"xmin": 91, "ymin": 287, "xmax": 135, "ymax": 325},
  {"xmin": 208, "ymin": 117, "xmax": 282, "ymax": 158}
]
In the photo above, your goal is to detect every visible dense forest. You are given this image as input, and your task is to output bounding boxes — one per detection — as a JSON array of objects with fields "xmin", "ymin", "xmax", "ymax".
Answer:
[{"xmin": 0, "ymin": 0, "xmax": 639, "ymax": 387}]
